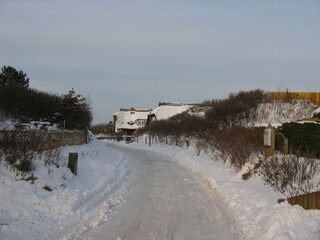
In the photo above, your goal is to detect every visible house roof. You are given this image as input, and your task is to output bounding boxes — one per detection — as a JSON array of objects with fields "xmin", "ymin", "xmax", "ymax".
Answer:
[
  {"xmin": 113, "ymin": 103, "xmax": 202, "ymax": 130},
  {"xmin": 152, "ymin": 103, "xmax": 193, "ymax": 121},
  {"xmin": 114, "ymin": 108, "xmax": 150, "ymax": 130}
]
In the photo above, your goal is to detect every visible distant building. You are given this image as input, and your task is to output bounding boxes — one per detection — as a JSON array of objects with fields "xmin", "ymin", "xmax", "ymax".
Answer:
[
  {"xmin": 113, "ymin": 108, "xmax": 151, "ymax": 135},
  {"xmin": 151, "ymin": 102, "xmax": 195, "ymax": 121},
  {"xmin": 268, "ymin": 92, "xmax": 320, "ymax": 105},
  {"xmin": 112, "ymin": 102, "xmax": 203, "ymax": 136}
]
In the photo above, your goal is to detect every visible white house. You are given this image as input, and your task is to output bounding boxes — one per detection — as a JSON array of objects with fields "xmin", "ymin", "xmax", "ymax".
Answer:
[
  {"xmin": 112, "ymin": 102, "xmax": 202, "ymax": 136},
  {"xmin": 113, "ymin": 108, "xmax": 151, "ymax": 135}
]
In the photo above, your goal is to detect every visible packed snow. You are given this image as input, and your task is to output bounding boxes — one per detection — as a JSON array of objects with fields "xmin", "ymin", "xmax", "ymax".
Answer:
[
  {"xmin": 113, "ymin": 138, "xmax": 320, "ymax": 240},
  {"xmin": 86, "ymin": 145, "xmax": 242, "ymax": 239},
  {"xmin": 0, "ymin": 135, "xmax": 319, "ymax": 239},
  {"xmin": 0, "ymin": 137, "xmax": 131, "ymax": 240}
]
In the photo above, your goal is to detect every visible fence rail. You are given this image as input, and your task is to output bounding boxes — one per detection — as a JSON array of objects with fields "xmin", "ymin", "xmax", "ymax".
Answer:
[
  {"xmin": 278, "ymin": 192, "xmax": 320, "ymax": 210},
  {"xmin": 0, "ymin": 130, "xmax": 85, "ymax": 151}
]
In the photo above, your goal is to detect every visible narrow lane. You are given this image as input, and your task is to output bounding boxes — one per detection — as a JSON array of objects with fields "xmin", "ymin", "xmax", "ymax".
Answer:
[{"xmin": 86, "ymin": 145, "xmax": 242, "ymax": 240}]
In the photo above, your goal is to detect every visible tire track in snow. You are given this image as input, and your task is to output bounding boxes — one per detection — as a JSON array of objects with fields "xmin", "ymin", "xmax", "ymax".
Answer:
[{"xmin": 52, "ymin": 154, "xmax": 133, "ymax": 240}]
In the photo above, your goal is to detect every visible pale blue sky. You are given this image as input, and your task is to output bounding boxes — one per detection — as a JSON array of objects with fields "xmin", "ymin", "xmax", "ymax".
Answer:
[{"xmin": 1, "ymin": 0, "xmax": 319, "ymax": 123}]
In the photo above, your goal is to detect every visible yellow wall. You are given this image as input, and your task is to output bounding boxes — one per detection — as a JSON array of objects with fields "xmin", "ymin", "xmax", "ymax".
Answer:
[{"xmin": 268, "ymin": 92, "xmax": 320, "ymax": 105}]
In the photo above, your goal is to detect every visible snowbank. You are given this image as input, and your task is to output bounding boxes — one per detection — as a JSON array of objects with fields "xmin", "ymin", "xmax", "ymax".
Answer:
[
  {"xmin": 0, "ymin": 137, "xmax": 131, "ymax": 240},
  {"xmin": 116, "ymin": 140, "xmax": 320, "ymax": 240},
  {"xmin": 1, "ymin": 133, "xmax": 319, "ymax": 239}
]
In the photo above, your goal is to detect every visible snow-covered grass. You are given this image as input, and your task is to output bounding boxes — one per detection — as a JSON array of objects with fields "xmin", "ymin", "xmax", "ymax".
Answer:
[
  {"xmin": 0, "ymin": 137, "xmax": 131, "ymax": 240},
  {"xmin": 253, "ymin": 100, "xmax": 318, "ymax": 127},
  {"xmin": 116, "ymin": 139, "xmax": 320, "ymax": 240}
]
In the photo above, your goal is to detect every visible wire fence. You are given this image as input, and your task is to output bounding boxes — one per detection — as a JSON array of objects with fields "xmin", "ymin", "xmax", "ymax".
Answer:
[{"xmin": 0, "ymin": 130, "xmax": 85, "ymax": 151}]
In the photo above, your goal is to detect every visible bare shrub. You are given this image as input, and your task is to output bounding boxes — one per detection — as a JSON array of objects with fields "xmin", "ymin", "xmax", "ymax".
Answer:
[
  {"xmin": 212, "ymin": 126, "xmax": 264, "ymax": 170},
  {"xmin": 205, "ymin": 89, "xmax": 266, "ymax": 130},
  {"xmin": 15, "ymin": 156, "xmax": 33, "ymax": 174},
  {"xmin": 259, "ymin": 154, "xmax": 320, "ymax": 197},
  {"xmin": 1, "ymin": 132, "xmax": 37, "ymax": 176},
  {"xmin": 3, "ymin": 149, "xmax": 35, "ymax": 176},
  {"xmin": 195, "ymin": 138, "xmax": 210, "ymax": 155},
  {"xmin": 1, "ymin": 130, "xmax": 61, "ymax": 176},
  {"xmin": 43, "ymin": 147, "xmax": 62, "ymax": 167}
]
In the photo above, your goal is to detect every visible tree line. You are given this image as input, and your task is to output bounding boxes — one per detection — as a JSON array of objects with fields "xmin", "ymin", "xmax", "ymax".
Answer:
[{"xmin": 0, "ymin": 66, "xmax": 92, "ymax": 130}]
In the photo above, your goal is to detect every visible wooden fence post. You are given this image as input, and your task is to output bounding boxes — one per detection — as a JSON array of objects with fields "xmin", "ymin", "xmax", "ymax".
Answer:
[
  {"xmin": 68, "ymin": 152, "xmax": 78, "ymax": 175},
  {"xmin": 264, "ymin": 123, "xmax": 275, "ymax": 157}
]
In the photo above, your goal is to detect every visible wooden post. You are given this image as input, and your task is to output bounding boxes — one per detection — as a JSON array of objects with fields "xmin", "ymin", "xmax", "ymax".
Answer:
[
  {"xmin": 48, "ymin": 132, "xmax": 51, "ymax": 150},
  {"xmin": 264, "ymin": 123, "xmax": 275, "ymax": 157},
  {"xmin": 68, "ymin": 153, "xmax": 78, "ymax": 175},
  {"xmin": 283, "ymin": 138, "xmax": 288, "ymax": 154}
]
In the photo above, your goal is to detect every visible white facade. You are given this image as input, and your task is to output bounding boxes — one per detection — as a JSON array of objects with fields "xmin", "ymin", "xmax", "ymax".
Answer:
[
  {"xmin": 113, "ymin": 108, "xmax": 150, "ymax": 133},
  {"xmin": 113, "ymin": 103, "xmax": 199, "ymax": 134}
]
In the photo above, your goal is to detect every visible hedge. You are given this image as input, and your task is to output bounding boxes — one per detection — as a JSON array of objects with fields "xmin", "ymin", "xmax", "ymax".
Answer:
[{"xmin": 279, "ymin": 122, "xmax": 320, "ymax": 156}]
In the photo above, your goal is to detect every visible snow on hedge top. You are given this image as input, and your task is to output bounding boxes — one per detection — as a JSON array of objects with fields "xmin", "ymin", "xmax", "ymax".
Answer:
[
  {"xmin": 313, "ymin": 106, "xmax": 320, "ymax": 115},
  {"xmin": 0, "ymin": 119, "xmax": 16, "ymax": 130},
  {"xmin": 253, "ymin": 100, "xmax": 318, "ymax": 127}
]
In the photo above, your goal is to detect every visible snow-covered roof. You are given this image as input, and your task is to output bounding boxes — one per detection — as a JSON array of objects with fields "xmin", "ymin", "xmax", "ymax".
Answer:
[
  {"xmin": 152, "ymin": 103, "xmax": 194, "ymax": 121},
  {"xmin": 113, "ymin": 103, "xmax": 199, "ymax": 131},
  {"xmin": 114, "ymin": 108, "xmax": 150, "ymax": 131}
]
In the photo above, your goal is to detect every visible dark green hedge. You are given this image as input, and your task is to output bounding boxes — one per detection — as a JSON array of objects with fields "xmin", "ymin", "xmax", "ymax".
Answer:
[
  {"xmin": 279, "ymin": 122, "xmax": 320, "ymax": 156},
  {"xmin": 0, "ymin": 86, "xmax": 61, "ymax": 122},
  {"xmin": 0, "ymin": 87, "xmax": 92, "ymax": 130}
]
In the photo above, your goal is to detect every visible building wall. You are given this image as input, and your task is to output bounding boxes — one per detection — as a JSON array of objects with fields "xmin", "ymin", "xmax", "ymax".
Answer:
[
  {"xmin": 113, "ymin": 108, "xmax": 150, "ymax": 133},
  {"xmin": 268, "ymin": 92, "xmax": 320, "ymax": 105}
]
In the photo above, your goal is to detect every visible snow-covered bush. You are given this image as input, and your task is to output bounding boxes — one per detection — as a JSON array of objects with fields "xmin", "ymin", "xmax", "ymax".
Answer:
[{"xmin": 259, "ymin": 154, "xmax": 320, "ymax": 197}]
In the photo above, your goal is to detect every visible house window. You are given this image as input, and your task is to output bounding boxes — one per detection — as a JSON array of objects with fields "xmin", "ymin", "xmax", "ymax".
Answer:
[{"xmin": 135, "ymin": 119, "xmax": 147, "ymax": 125}]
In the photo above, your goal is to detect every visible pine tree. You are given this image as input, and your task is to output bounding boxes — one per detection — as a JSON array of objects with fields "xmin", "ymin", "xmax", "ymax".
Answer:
[
  {"xmin": 57, "ymin": 89, "xmax": 92, "ymax": 130},
  {"xmin": 0, "ymin": 66, "xmax": 29, "ymax": 88}
]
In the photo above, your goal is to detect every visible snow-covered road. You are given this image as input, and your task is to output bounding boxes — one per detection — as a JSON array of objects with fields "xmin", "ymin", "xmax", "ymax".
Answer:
[
  {"xmin": 85, "ymin": 145, "xmax": 242, "ymax": 240},
  {"xmin": 1, "ymin": 137, "xmax": 319, "ymax": 240}
]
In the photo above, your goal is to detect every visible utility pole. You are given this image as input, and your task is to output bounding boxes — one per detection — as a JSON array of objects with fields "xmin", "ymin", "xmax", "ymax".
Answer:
[{"xmin": 149, "ymin": 111, "xmax": 152, "ymax": 146}]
